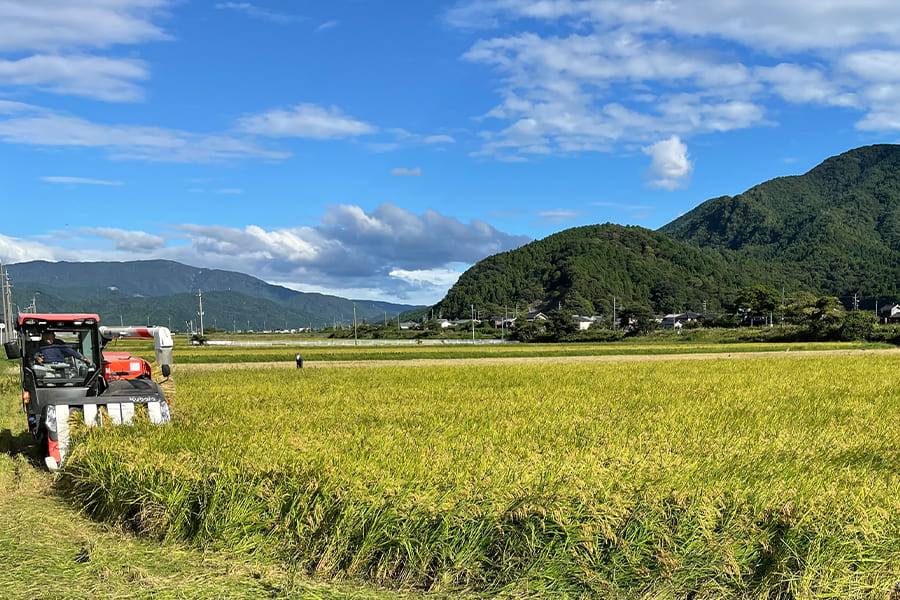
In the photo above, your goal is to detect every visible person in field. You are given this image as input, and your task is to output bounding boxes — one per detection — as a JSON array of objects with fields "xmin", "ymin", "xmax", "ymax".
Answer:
[{"xmin": 35, "ymin": 331, "xmax": 90, "ymax": 365}]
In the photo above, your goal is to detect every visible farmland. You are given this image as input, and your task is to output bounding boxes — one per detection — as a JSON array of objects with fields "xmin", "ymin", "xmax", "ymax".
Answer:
[{"xmin": 3, "ymin": 343, "xmax": 900, "ymax": 598}]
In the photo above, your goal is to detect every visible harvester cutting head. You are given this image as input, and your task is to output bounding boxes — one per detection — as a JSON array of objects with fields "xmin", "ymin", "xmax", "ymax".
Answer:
[{"xmin": 5, "ymin": 313, "xmax": 173, "ymax": 470}]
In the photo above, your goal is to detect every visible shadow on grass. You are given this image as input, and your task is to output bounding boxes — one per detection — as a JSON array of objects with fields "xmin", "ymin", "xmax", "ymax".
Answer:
[{"xmin": 0, "ymin": 427, "xmax": 42, "ymax": 467}]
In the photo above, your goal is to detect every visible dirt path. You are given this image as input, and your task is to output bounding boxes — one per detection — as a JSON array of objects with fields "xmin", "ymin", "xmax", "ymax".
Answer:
[{"xmin": 178, "ymin": 347, "xmax": 900, "ymax": 372}]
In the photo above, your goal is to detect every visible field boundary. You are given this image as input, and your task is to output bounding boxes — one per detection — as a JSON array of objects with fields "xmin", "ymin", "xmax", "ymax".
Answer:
[{"xmin": 177, "ymin": 346, "xmax": 900, "ymax": 371}]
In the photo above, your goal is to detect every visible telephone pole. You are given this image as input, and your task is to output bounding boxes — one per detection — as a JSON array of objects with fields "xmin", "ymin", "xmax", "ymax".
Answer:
[
  {"xmin": 0, "ymin": 261, "xmax": 11, "ymax": 343},
  {"xmin": 197, "ymin": 289, "xmax": 205, "ymax": 334},
  {"xmin": 612, "ymin": 296, "xmax": 617, "ymax": 330}
]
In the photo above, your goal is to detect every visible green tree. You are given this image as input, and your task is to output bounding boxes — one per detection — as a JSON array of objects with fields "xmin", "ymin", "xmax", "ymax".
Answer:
[
  {"xmin": 620, "ymin": 305, "xmax": 656, "ymax": 335},
  {"xmin": 735, "ymin": 285, "xmax": 780, "ymax": 318},
  {"xmin": 549, "ymin": 308, "xmax": 577, "ymax": 338},
  {"xmin": 839, "ymin": 311, "xmax": 877, "ymax": 341}
]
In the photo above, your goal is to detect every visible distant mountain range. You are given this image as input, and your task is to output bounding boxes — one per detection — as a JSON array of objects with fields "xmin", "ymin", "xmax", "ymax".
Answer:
[
  {"xmin": 434, "ymin": 144, "xmax": 900, "ymax": 318},
  {"xmin": 4, "ymin": 260, "xmax": 422, "ymax": 331}
]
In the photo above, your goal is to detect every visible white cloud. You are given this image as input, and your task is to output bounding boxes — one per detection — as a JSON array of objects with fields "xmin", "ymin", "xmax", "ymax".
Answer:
[
  {"xmin": 0, "ymin": 55, "xmax": 149, "ymax": 102},
  {"xmin": 842, "ymin": 51, "xmax": 900, "ymax": 83},
  {"xmin": 389, "ymin": 268, "xmax": 462, "ymax": 288},
  {"xmin": 535, "ymin": 209, "xmax": 584, "ymax": 225},
  {"xmin": 0, "ymin": 233, "xmax": 56, "ymax": 263},
  {"xmin": 0, "ymin": 100, "xmax": 40, "ymax": 114},
  {"xmin": 0, "ymin": 110, "xmax": 291, "ymax": 163},
  {"xmin": 238, "ymin": 103, "xmax": 377, "ymax": 139},
  {"xmin": 447, "ymin": 1, "xmax": 900, "ymax": 52},
  {"xmin": 42, "ymin": 176, "xmax": 123, "ymax": 186},
  {"xmin": 462, "ymin": 31, "xmax": 773, "ymax": 159},
  {"xmin": 756, "ymin": 64, "xmax": 857, "ymax": 108},
  {"xmin": 317, "ymin": 20, "xmax": 339, "ymax": 32},
  {"xmin": 424, "ymin": 134, "xmax": 456, "ymax": 144},
  {"xmin": 452, "ymin": 0, "xmax": 900, "ymax": 160},
  {"xmin": 642, "ymin": 136, "xmax": 692, "ymax": 190},
  {"xmin": 0, "ymin": 1, "xmax": 171, "ymax": 104},
  {"xmin": 0, "ymin": 0, "xmax": 172, "ymax": 53},
  {"xmin": 1, "ymin": 204, "xmax": 531, "ymax": 304},
  {"xmin": 215, "ymin": 2, "xmax": 303, "ymax": 25},
  {"xmin": 217, "ymin": 188, "xmax": 243, "ymax": 194},
  {"xmin": 78, "ymin": 227, "xmax": 166, "ymax": 251},
  {"xmin": 593, "ymin": 201, "xmax": 650, "ymax": 210},
  {"xmin": 390, "ymin": 167, "xmax": 423, "ymax": 177}
]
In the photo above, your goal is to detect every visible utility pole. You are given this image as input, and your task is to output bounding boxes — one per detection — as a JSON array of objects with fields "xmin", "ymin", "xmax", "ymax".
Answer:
[
  {"xmin": 853, "ymin": 292, "xmax": 859, "ymax": 312},
  {"xmin": 197, "ymin": 289, "xmax": 205, "ymax": 334},
  {"xmin": 503, "ymin": 304, "xmax": 507, "ymax": 342},
  {"xmin": 472, "ymin": 304, "xmax": 475, "ymax": 343},
  {"xmin": 353, "ymin": 303, "xmax": 358, "ymax": 345},
  {"xmin": 0, "ymin": 261, "xmax": 9, "ymax": 343},
  {"xmin": 612, "ymin": 296, "xmax": 617, "ymax": 330}
]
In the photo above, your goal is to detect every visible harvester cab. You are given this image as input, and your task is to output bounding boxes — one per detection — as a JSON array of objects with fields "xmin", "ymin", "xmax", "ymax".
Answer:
[{"xmin": 5, "ymin": 313, "xmax": 173, "ymax": 471}]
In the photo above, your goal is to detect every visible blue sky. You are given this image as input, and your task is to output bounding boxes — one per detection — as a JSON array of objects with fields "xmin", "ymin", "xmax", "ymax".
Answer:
[{"xmin": 2, "ymin": 1, "xmax": 900, "ymax": 305}]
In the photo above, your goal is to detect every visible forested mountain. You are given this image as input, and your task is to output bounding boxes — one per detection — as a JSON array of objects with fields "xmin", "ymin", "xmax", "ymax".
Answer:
[
  {"xmin": 435, "ymin": 145, "xmax": 900, "ymax": 318},
  {"xmin": 435, "ymin": 224, "xmax": 744, "ymax": 318},
  {"xmin": 660, "ymin": 144, "xmax": 900, "ymax": 298},
  {"xmin": 5, "ymin": 260, "xmax": 420, "ymax": 330}
]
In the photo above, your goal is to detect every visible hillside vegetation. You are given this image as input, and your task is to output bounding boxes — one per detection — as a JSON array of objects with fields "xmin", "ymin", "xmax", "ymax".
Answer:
[
  {"xmin": 436, "ymin": 224, "xmax": 742, "ymax": 318},
  {"xmin": 437, "ymin": 145, "xmax": 900, "ymax": 318},
  {"xmin": 661, "ymin": 144, "xmax": 900, "ymax": 296}
]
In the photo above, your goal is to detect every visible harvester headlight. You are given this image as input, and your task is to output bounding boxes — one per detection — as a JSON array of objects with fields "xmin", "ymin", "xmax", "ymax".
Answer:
[
  {"xmin": 159, "ymin": 400, "xmax": 171, "ymax": 421},
  {"xmin": 46, "ymin": 405, "xmax": 58, "ymax": 433}
]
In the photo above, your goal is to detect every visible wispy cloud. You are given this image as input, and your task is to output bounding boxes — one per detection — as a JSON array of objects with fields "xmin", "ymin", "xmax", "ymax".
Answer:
[
  {"xmin": 390, "ymin": 167, "xmax": 423, "ymax": 177},
  {"xmin": 217, "ymin": 188, "xmax": 243, "ymax": 194},
  {"xmin": 0, "ymin": 0, "xmax": 172, "ymax": 52},
  {"xmin": 424, "ymin": 134, "xmax": 456, "ymax": 145},
  {"xmin": 449, "ymin": 0, "xmax": 900, "ymax": 162},
  {"xmin": 593, "ymin": 201, "xmax": 651, "ymax": 210},
  {"xmin": 77, "ymin": 227, "xmax": 166, "ymax": 252},
  {"xmin": 0, "ymin": 55, "xmax": 149, "ymax": 102},
  {"xmin": 0, "ymin": 108, "xmax": 291, "ymax": 163},
  {"xmin": 238, "ymin": 103, "xmax": 377, "ymax": 139},
  {"xmin": 535, "ymin": 209, "xmax": 585, "ymax": 225},
  {"xmin": 0, "ymin": 1, "xmax": 171, "ymax": 102},
  {"xmin": 42, "ymin": 176, "xmax": 124, "ymax": 186},
  {"xmin": 316, "ymin": 20, "xmax": 339, "ymax": 32},
  {"xmin": 215, "ymin": 2, "xmax": 303, "ymax": 25}
]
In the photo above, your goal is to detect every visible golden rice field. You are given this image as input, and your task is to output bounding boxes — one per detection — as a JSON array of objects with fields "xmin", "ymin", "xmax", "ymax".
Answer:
[{"xmin": 63, "ymin": 352, "xmax": 900, "ymax": 598}]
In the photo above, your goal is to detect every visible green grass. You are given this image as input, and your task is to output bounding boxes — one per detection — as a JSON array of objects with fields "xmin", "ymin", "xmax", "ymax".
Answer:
[{"xmin": 58, "ymin": 353, "xmax": 900, "ymax": 598}]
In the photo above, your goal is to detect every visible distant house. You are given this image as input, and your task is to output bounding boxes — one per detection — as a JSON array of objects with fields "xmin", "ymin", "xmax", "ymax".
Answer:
[
  {"xmin": 526, "ymin": 311, "xmax": 549, "ymax": 322},
  {"xmin": 573, "ymin": 315, "xmax": 598, "ymax": 331},
  {"xmin": 399, "ymin": 321, "xmax": 419, "ymax": 330},
  {"xmin": 659, "ymin": 312, "xmax": 706, "ymax": 329},
  {"xmin": 490, "ymin": 316, "xmax": 517, "ymax": 328},
  {"xmin": 451, "ymin": 318, "xmax": 481, "ymax": 328},
  {"xmin": 880, "ymin": 304, "xmax": 900, "ymax": 323}
]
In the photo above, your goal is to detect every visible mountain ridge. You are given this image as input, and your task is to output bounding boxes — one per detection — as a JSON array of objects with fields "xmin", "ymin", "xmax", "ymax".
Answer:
[
  {"xmin": 436, "ymin": 144, "xmax": 900, "ymax": 317},
  {"xmin": 4, "ymin": 259, "xmax": 421, "ymax": 329}
]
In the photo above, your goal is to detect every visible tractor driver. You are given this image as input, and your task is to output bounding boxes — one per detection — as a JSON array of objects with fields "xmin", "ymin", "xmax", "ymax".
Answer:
[{"xmin": 35, "ymin": 331, "xmax": 91, "ymax": 366}]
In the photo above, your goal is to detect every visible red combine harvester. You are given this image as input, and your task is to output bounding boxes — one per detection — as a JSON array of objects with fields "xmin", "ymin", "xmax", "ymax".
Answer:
[{"xmin": 4, "ymin": 313, "xmax": 174, "ymax": 470}]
